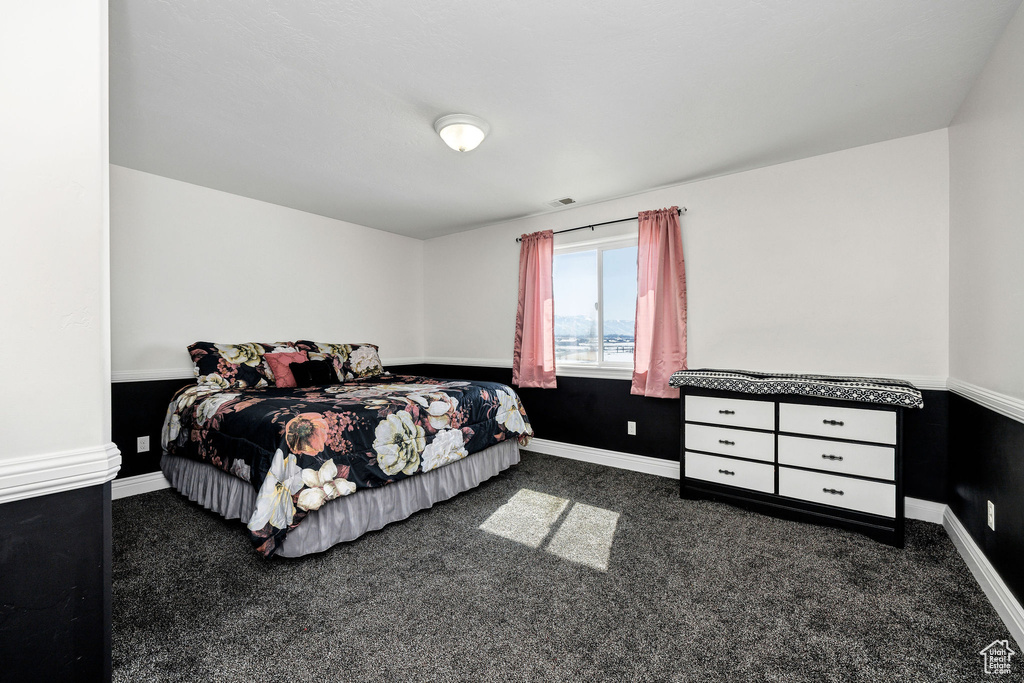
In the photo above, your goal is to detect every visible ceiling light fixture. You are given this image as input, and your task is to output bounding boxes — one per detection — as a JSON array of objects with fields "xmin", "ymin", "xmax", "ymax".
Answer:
[{"xmin": 434, "ymin": 114, "xmax": 490, "ymax": 152}]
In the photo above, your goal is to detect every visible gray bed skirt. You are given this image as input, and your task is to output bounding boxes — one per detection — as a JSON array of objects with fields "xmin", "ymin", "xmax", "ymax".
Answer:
[{"xmin": 160, "ymin": 440, "xmax": 521, "ymax": 557}]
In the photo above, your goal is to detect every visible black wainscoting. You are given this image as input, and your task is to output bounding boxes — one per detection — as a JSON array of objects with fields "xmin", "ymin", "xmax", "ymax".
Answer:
[
  {"xmin": 109, "ymin": 370, "xmax": 949, "ymax": 503},
  {"xmin": 111, "ymin": 378, "xmax": 192, "ymax": 479},
  {"xmin": 948, "ymin": 393, "xmax": 1024, "ymax": 606},
  {"xmin": 412, "ymin": 364, "xmax": 681, "ymax": 460},
  {"xmin": 903, "ymin": 389, "xmax": 949, "ymax": 502},
  {"xmin": 0, "ymin": 483, "xmax": 112, "ymax": 682},
  {"xmin": 520, "ymin": 376, "xmax": 680, "ymax": 459}
]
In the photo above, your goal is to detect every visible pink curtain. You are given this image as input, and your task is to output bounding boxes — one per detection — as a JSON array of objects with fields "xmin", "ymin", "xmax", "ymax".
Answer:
[
  {"xmin": 512, "ymin": 230, "xmax": 557, "ymax": 389},
  {"xmin": 632, "ymin": 207, "xmax": 687, "ymax": 398}
]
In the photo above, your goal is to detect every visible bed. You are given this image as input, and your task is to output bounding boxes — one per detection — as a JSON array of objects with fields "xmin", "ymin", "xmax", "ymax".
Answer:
[{"xmin": 159, "ymin": 341, "xmax": 532, "ymax": 558}]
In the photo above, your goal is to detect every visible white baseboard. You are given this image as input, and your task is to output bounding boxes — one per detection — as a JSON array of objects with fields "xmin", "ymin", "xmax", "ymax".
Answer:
[
  {"xmin": 0, "ymin": 442, "xmax": 122, "ymax": 505},
  {"xmin": 904, "ymin": 497, "xmax": 946, "ymax": 524},
  {"xmin": 111, "ymin": 470, "xmax": 171, "ymax": 500},
  {"xmin": 944, "ymin": 507, "xmax": 1024, "ymax": 650},
  {"xmin": 526, "ymin": 438, "xmax": 680, "ymax": 479},
  {"xmin": 102, "ymin": 448, "xmax": 952, "ymax": 522},
  {"xmin": 528, "ymin": 440, "xmax": 951, "ymax": 526}
]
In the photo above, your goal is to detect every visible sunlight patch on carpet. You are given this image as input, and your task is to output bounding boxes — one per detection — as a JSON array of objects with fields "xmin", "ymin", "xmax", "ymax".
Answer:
[
  {"xmin": 478, "ymin": 488, "xmax": 569, "ymax": 548},
  {"xmin": 546, "ymin": 503, "xmax": 619, "ymax": 571},
  {"xmin": 480, "ymin": 488, "xmax": 620, "ymax": 570}
]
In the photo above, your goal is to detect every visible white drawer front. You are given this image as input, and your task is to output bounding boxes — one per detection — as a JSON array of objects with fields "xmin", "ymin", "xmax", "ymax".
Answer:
[
  {"xmin": 685, "ymin": 452, "xmax": 775, "ymax": 493},
  {"xmin": 778, "ymin": 435, "xmax": 895, "ymax": 480},
  {"xmin": 778, "ymin": 467, "xmax": 895, "ymax": 517},
  {"xmin": 685, "ymin": 395, "xmax": 775, "ymax": 430},
  {"xmin": 778, "ymin": 403, "xmax": 896, "ymax": 444},
  {"xmin": 685, "ymin": 424, "xmax": 775, "ymax": 462}
]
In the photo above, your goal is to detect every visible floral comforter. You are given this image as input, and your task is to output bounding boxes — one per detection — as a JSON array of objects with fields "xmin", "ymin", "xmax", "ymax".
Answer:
[{"xmin": 161, "ymin": 375, "xmax": 533, "ymax": 557}]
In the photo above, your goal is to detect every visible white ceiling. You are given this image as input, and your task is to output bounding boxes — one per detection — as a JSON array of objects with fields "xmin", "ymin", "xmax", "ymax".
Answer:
[{"xmin": 109, "ymin": 0, "xmax": 1020, "ymax": 239}]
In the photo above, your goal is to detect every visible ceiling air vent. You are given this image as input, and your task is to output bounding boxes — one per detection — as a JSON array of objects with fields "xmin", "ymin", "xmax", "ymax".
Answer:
[{"xmin": 547, "ymin": 197, "xmax": 576, "ymax": 208}]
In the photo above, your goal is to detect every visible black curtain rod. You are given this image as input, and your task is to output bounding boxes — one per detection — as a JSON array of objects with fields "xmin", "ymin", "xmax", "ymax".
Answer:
[{"xmin": 515, "ymin": 207, "xmax": 686, "ymax": 242}]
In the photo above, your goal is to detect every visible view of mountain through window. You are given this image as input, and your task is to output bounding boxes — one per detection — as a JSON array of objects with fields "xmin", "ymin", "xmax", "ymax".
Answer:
[{"xmin": 553, "ymin": 244, "xmax": 637, "ymax": 364}]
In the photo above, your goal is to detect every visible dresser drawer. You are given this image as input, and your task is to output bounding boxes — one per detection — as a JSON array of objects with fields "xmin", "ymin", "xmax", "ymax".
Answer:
[
  {"xmin": 778, "ymin": 403, "xmax": 896, "ymax": 444},
  {"xmin": 778, "ymin": 435, "xmax": 895, "ymax": 480},
  {"xmin": 685, "ymin": 395, "xmax": 775, "ymax": 430},
  {"xmin": 685, "ymin": 452, "xmax": 775, "ymax": 493},
  {"xmin": 778, "ymin": 467, "xmax": 895, "ymax": 517},
  {"xmin": 686, "ymin": 424, "xmax": 774, "ymax": 462}
]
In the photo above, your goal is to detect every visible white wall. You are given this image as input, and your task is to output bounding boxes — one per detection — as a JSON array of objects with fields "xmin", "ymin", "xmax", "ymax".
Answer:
[
  {"xmin": 110, "ymin": 166, "xmax": 424, "ymax": 374},
  {"xmin": 0, "ymin": 1, "xmax": 111, "ymax": 458},
  {"xmin": 949, "ymin": 4, "xmax": 1024, "ymax": 401},
  {"xmin": 424, "ymin": 130, "xmax": 950, "ymax": 382}
]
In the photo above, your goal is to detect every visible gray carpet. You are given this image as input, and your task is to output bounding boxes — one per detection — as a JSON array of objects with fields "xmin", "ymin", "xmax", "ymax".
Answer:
[{"xmin": 112, "ymin": 452, "xmax": 1011, "ymax": 682}]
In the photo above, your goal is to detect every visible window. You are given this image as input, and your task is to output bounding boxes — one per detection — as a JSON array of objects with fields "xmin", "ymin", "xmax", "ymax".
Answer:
[{"xmin": 553, "ymin": 236, "xmax": 638, "ymax": 370}]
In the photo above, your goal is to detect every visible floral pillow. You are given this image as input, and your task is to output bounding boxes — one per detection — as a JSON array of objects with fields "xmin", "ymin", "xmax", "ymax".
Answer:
[
  {"xmin": 294, "ymin": 341, "xmax": 385, "ymax": 381},
  {"xmin": 345, "ymin": 343, "xmax": 385, "ymax": 379},
  {"xmin": 188, "ymin": 341, "xmax": 293, "ymax": 389}
]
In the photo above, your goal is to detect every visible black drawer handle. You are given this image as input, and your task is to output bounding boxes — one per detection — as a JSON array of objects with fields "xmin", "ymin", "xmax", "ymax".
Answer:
[
  {"xmin": 718, "ymin": 439, "xmax": 735, "ymax": 446},
  {"xmin": 822, "ymin": 419, "xmax": 845, "ymax": 426},
  {"xmin": 718, "ymin": 469, "xmax": 735, "ymax": 476},
  {"xmin": 822, "ymin": 488, "xmax": 844, "ymax": 496},
  {"xmin": 821, "ymin": 454, "xmax": 844, "ymax": 461},
  {"xmin": 718, "ymin": 409, "xmax": 735, "ymax": 415}
]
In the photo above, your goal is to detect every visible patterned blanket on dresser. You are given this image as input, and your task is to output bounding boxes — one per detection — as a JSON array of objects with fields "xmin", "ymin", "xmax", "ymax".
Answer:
[
  {"xmin": 161, "ymin": 375, "xmax": 532, "ymax": 557},
  {"xmin": 668, "ymin": 369, "xmax": 924, "ymax": 409}
]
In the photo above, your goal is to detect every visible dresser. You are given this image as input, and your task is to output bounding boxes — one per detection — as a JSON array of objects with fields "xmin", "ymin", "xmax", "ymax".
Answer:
[{"xmin": 670, "ymin": 370, "xmax": 924, "ymax": 547}]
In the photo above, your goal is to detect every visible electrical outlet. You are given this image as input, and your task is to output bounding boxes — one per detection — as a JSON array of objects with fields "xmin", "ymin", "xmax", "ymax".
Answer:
[
  {"xmin": 627, "ymin": 421, "xmax": 637, "ymax": 436},
  {"xmin": 137, "ymin": 436, "xmax": 150, "ymax": 453},
  {"xmin": 987, "ymin": 500, "xmax": 995, "ymax": 530}
]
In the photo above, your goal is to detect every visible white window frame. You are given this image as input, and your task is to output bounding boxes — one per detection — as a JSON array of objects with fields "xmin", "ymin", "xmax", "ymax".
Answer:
[{"xmin": 553, "ymin": 233, "xmax": 638, "ymax": 380}]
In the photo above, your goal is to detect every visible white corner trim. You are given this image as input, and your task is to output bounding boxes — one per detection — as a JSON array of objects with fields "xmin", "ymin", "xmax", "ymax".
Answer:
[
  {"xmin": 421, "ymin": 357, "xmax": 634, "ymax": 380},
  {"xmin": 112, "ymin": 470, "xmax": 171, "ymax": 500},
  {"xmin": 555, "ymin": 364, "xmax": 633, "ymax": 380},
  {"xmin": 527, "ymin": 438, "xmax": 680, "ymax": 479},
  {"xmin": 112, "ymin": 368, "xmax": 194, "ymax": 383},
  {"xmin": 423, "ymin": 357, "xmax": 513, "ymax": 368},
  {"xmin": 112, "ymin": 360, "xmax": 431, "ymax": 382},
  {"xmin": 0, "ymin": 443, "xmax": 122, "ymax": 505},
  {"xmin": 391, "ymin": 362, "xmax": 949, "ymax": 388},
  {"xmin": 943, "ymin": 507, "xmax": 1024, "ymax": 650},
  {"xmin": 418, "ymin": 362, "xmax": 949, "ymax": 387},
  {"xmin": 109, "ymin": 365, "xmax": 952, "ymax": 390},
  {"xmin": 896, "ymin": 375, "xmax": 949, "ymax": 391},
  {"xmin": 904, "ymin": 497, "xmax": 946, "ymax": 524},
  {"xmin": 948, "ymin": 377, "xmax": 1024, "ymax": 425},
  {"xmin": 382, "ymin": 357, "xmax": 424, "ymax": 367}
]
